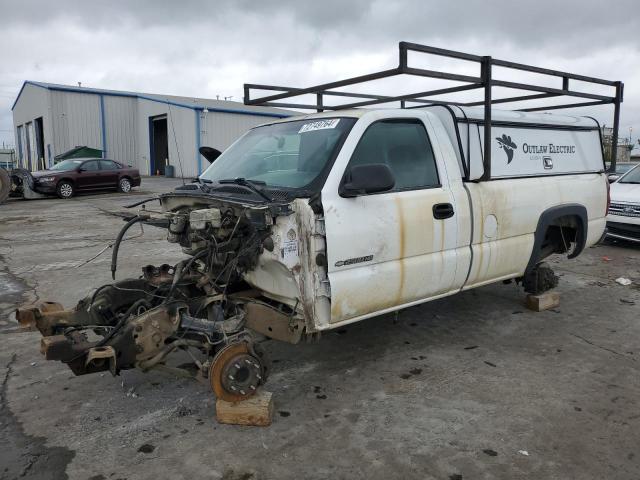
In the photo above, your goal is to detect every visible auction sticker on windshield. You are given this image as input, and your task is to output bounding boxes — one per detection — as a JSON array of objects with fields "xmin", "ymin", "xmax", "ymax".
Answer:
[{"xmin": 299, "ymin": 119, "xmax": 340, "ymax": 133}]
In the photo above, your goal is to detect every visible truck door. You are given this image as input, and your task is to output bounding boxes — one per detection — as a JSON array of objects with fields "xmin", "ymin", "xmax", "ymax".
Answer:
[{"xmin": 322, "ymin": 117, "xmax": 461, "ymax": 325}]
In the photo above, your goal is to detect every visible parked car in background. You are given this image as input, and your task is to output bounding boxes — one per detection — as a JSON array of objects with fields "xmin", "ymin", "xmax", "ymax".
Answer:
[
  {"xmin": 606, "ymin": 164, "xmax": 640, "ymax": 243},
  {"xmin": 10, "ymin": 158, "xmax": 141, "ymax": 199},
  {"xmin": 607, "ymin": 161, "xmax": 637, "ymax": 182}
]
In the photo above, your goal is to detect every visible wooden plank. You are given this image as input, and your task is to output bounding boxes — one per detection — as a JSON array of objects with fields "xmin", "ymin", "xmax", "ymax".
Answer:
[
  {"xmin": 215, "ymin": 390, "xmax": 274, "ymax": 427},
  {"xmin": 526, "ymin": 291, "xmax": 560, "ymax": 312}
]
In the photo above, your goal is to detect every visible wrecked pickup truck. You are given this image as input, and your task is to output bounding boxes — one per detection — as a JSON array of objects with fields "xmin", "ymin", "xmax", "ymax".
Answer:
[{"xmin": 19, "ymin": 43, "xmax": 615, "ymax": 401}]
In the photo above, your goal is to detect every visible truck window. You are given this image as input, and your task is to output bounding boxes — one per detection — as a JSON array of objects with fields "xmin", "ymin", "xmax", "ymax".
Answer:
[{"xmin": 347, "ymin": 119, "xmax": 439, "ymax": 191}]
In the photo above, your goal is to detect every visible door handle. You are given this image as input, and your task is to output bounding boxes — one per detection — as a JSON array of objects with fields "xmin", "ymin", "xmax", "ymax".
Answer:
[{"xmin": 433, "ymin": 203, "xmax": 454, "ymax": 219}]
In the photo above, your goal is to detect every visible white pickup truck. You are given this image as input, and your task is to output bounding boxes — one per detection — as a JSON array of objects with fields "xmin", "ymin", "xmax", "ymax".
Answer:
[
  {"xmin": 23, "ymin": 43, "xmax": 616, "ymax": 402},
  {"xmin": 197, "ymin": 107, "xmax": 608, "ymax": 329}
]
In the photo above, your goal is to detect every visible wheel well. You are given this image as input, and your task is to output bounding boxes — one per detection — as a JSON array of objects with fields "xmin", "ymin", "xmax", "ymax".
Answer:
[
  {"xmin": 540, "ymin": 215, "xmax": 581, "ymax": 256},
  {"xmin": 120, "ymin": 175, "xmax": 132, "ymax": 182},
  {"xmin": 526, "ymin": 204, "xmax": 588, "ymax": 274},
  {"xmin": 57, "ymin": 178, "xmax": 75, "ymax": 187}
]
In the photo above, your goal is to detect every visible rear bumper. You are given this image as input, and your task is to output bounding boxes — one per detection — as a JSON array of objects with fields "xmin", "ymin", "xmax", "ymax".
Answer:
[{"xmin": 132, "ymin": 177, "xmax": 142, "ymax": 187}]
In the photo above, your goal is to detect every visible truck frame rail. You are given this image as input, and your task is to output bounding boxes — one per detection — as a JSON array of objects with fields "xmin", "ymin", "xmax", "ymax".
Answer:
[{"xmin": 244, "ymin": 41, "xmax": 623, "ymax": 179}]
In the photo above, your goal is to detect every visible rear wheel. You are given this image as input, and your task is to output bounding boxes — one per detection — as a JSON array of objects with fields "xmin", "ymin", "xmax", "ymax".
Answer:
[
  {"xmin": 118, "ymin": 177, "xmax": 132, "ymax": 193},
  {"xmin": 56, "ymin": 180, "xmax": 74, "ymax": 199}
]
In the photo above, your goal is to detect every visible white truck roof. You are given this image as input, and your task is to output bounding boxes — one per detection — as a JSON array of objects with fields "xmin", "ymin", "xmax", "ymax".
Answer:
[{"xmin": 449, "ymin": 106, "xmax": 600, "ymax": 129}]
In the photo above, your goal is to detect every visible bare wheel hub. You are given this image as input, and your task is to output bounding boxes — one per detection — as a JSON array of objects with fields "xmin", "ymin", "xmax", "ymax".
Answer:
[{"xmin": 210, "ymin": 342, "xmax": 264, "ymax": 401}]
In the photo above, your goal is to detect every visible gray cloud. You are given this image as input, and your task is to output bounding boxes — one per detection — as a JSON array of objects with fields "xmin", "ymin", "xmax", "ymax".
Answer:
[{"xmin": 2, "ymin": 0, "xmax": 639, "ymax": 148}]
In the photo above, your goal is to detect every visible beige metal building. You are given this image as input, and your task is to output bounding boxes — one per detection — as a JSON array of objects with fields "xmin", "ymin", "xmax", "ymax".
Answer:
[{"xmin": 12, "ymin": 81, "xmax": 294, "ymax": 176}]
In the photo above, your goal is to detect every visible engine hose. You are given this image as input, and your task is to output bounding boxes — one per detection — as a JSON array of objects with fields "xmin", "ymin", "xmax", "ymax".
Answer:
[
  {"xmin": 164, "ymin": 249, "xmax": 208, "ymax": 303},
  {"xmin": 111, "ymin": 215, "xmax": 148, "ymax": 280},
  {"xmin": 88, "ymin": 283, "xmax": 112, "ymax": 309},
  {"xmin": 91, "ymin": 299, "xmax": 145, "ymax": 348}
]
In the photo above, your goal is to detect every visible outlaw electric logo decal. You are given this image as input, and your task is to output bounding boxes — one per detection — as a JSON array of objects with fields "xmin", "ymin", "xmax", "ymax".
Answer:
[
  {"xmin": 522, "ymin": 144, "xmax": 576, "ymax": 154},
  {"xmin": 496, "ymin": 134, "xmax": 517, "ymax": 164}
]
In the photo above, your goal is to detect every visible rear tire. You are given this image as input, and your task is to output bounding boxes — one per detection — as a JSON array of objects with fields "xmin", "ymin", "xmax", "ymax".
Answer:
[
  {"xmin": 118, "ymin": 177, "xmax": 132, "ymax": 193},
  {"xmin": 56, "ymin": 180, "xmax": 74, "ymax": 199}
]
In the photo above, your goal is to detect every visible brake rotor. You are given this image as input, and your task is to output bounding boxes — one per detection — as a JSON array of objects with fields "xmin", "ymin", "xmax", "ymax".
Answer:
[{"xmin": 209, "ymin": 342, "xmax": 264, "ymax": 402}]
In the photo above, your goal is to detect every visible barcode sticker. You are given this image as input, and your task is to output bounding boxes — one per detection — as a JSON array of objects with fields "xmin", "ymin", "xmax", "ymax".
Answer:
[
  {"xmin": 298, "ymin": 119, "xmax": 340, "ymax": 133},
  {"xmin": 283, "ymin": 240, "xmax": 298, "ymax": 260}
]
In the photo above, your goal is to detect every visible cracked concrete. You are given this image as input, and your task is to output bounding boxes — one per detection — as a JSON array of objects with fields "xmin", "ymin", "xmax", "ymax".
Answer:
[
  {"xmin": 1, "ymin": 177, "xmax": 639, "ymax": 480},
  {"xmin": 1, "ymin": 352, "xmax": 75, "ymax": 480}
]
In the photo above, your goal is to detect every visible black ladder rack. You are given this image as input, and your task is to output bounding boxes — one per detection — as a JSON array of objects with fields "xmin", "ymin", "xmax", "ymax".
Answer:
[{"xmin": 244, "ymin": 41, "xmax": 623, "ymax": 179}]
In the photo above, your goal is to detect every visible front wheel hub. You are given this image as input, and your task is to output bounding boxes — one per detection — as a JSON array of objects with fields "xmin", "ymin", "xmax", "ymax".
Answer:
[{"xmin": 210, "ymin": 342, "xmax": 265, "ymax": 402}]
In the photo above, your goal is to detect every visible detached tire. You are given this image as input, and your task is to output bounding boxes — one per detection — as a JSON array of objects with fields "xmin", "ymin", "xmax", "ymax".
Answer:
[
  {"xmin": 0, "ymin": 168, "xmax": 10, "ymax": 204},
  {"xmin": 56, "ymin": 180, "xmax": 74, "ymax": 199},
  {"xmin": 118, "ymin": 177, "xmax": 132, "ymax": 193}
]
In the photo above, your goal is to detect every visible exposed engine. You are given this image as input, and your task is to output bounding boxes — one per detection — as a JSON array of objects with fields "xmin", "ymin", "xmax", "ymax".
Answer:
[{"xmin": 17, "ymin": 188, "xmax": 313, "ymax": 401}]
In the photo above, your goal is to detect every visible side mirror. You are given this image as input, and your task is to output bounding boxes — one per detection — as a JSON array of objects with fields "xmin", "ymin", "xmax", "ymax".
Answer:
[
  {"xmin": 77, "ymin": 167, "xmax": 85, "ymax": 173},
  {"xmin": 199, "ymin": 146, "xmax": 222, "ymax": 164},
  {"xmin": 340, "ymin": 163, "xmax": 395, "ymax": 198}
]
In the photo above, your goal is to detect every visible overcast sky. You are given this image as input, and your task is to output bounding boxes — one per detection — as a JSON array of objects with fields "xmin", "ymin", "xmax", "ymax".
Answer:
[{"xmin": 2, "ymin": 0, "xmax": 640, "ymax": 150}]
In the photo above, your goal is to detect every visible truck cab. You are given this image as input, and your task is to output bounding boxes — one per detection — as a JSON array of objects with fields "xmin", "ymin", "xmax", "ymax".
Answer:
[{"xmin": 193, "ymin": 107, "xmax": 607, "ymax": 330}]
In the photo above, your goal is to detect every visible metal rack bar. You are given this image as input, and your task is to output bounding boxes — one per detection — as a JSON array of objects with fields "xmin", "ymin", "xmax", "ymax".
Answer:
[
  {"xmin": 464, "ymin": 93, "xmax": 560, "ymax": 107},
  {"xmin": 334, "ymin": 84, "xmax": 481, "ymax": 110},
  {"xmin": 481, "ymin": 56, "xmax": 492, "ymax": 180},
  {"xmin": 244, "ymin": 42, "xmax": 623, "ymax": 174},
  {"xmin": 244, "ymin": 68, "xmax": 401, "ymax": 105},
  {"xmin": 520, "ymin": 100, "xmax": 612, "ymax": 112}
]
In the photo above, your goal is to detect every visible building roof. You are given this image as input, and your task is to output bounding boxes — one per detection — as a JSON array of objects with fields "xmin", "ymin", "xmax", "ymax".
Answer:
[{"xmin": 12, "ymin": 80, "xmax": 296, "ymax": 118}]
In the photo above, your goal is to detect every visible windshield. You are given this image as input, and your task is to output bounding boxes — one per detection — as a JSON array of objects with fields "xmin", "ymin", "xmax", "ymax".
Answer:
[
  {"xmin": 200, "ymin": 118, "xmax": 355, "ymax": 190},
  {"xmin": 619, "ymin": 164, "xmax": 640, "ymax": 183},
  {"xmin": 616, "ymin": 163, "xmax": 635, "ymax": 174},
  {"xmin": 50, "ymin": 159, "xmax": 84, "ymax": 171}
]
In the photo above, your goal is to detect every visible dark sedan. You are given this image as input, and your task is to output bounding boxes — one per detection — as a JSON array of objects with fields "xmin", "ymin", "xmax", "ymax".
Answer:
[{"xmin": 27, "ymin": 158, "xmax": 141, "ymax": 199}]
